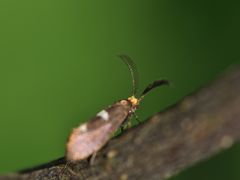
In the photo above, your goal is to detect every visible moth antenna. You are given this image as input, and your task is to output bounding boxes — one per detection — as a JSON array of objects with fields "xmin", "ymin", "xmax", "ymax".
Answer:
[
  {"xmin": 139, "ymin": 79, "xmax": 169, "ymax": 101},
  {"xmin": 118, "ymin": 55, "xmax": 139, "ymax": 96}
]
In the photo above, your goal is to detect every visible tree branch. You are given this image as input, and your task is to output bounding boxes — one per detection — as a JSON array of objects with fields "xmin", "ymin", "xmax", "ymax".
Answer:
[{"xmin": 2, "ymin": 66, "xmax": 240, "ymax": 180}]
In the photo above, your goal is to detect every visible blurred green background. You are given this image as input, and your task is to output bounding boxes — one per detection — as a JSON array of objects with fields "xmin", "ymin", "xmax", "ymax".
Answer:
[{"xmin": 0, "ymin": 0, "xmax": 239, "ymax": 179}]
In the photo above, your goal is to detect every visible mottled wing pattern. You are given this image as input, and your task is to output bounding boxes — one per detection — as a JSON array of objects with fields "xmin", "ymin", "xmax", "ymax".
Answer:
[
  {"xmin": 66, "ymin": 123, "xmax": 112, "ymax": 161},
  {"xmin": 66, "ymin": 102, "xmax": 130, "ymax": 162}
]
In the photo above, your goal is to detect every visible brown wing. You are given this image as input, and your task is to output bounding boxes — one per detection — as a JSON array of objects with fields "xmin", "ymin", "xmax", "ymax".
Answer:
[
  {"xmin": 66, "ymin": 123, "xmax": 113, "ymax": 162},
  {"xmin": 66, "ymin": 102, "xmax": 130, "ymax": 162}
]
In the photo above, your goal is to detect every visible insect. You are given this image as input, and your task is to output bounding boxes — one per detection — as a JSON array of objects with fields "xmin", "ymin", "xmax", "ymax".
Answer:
[{"xmin": 65, "ymin": 55, "xmax": 169, "ymax": 163}]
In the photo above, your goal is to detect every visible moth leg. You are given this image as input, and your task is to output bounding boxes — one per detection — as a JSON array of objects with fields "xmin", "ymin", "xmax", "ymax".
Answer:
[
  {"xmin": 133, "ymin": 112, "xmax": 141, "ymax": 124},
  {"xmin": 60, "ymin": 162, "xmax": 69, "ymax": 177},
  {"xmin": 120, "ymin": 123, "xmax": 130, "ymax": 133},
  {"xmin": 120, "ymin": 112, "xmax": 141, "ymax": 133},
  {"xmin": 120, "ymin": 126, "xmax": 124, "ymax": 133},
  {"xmin": 60, "ymin": 162, "xmax": 75, "ymax": 177},
  {"xmin": 90, "ymin": 151, "xmax": 97, "ymax": 165},
  {"xmin": 120, "ymin": 116, "xmax": 132, "ymax": 133},
  {"xmin": 61, "ymin": 162, "xmax": 85, "ymax": 179}
]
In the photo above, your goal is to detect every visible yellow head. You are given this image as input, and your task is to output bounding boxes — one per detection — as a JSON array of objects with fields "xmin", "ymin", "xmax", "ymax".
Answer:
[{"xmin": 127, "ymin": 96, "xmax": 139, "ymax": 107}]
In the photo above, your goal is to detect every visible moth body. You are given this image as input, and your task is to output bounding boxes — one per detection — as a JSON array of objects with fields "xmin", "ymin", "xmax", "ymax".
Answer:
[
  {"xmin": 66, "ymin": 98, "xmax": 137, "ymax": 162},
  {"xmin": 65, "ymin": 55, "xmax": 169, "ymax": 163}
]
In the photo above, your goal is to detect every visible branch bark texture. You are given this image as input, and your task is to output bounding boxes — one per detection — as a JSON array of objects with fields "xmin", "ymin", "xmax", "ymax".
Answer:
[{"xmin": 1, "ymin": 66, "xmax": 240, "ymax": 180}]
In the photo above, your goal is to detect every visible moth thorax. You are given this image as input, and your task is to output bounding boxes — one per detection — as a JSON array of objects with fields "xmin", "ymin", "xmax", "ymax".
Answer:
[{"xmin": 127, "ymin": 96, "xmax": 139, "ymax": 106}]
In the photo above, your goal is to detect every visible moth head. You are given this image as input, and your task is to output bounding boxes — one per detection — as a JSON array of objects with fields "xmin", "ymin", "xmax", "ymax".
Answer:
[
  {"xmin": 120, "ymin": 99, "xmax": 136, "ymax": 107},
  {"xmin": 120, "ymin": 97, "xmax": 139, "ymax": 112},
  {"xmin": 127, "ymin": 96, "xmax": 139, "ymax": 106},
  {"xmin": 127, "ymin": 96, "xmax": 139, "ymax": 113}
]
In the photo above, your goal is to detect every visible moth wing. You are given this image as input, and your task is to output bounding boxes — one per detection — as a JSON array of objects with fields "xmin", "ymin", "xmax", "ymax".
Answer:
[
  {"xmin": 66, "ymin": 122, "xmax": 113, "ymax": 161},
  {"xmin": 66, "ymin": 104, "xmax": 129, "ymax": 162}
]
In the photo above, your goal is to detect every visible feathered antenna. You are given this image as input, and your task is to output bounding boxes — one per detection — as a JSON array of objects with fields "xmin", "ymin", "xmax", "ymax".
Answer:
[{"xmin": 139, "ymin": 79, "xmax": 169, "ymax": 101}]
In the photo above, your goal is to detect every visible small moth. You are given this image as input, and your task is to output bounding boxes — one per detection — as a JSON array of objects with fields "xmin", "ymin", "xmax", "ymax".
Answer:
[{"xmin": 65, "ymin": 55, "xmax": 169, "ymax": 163}]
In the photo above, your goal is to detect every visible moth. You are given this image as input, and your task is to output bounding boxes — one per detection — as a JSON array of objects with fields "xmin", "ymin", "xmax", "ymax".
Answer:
[{"xmin": 66, "ymin": 55, "xmax": 169, "ymax": 163}]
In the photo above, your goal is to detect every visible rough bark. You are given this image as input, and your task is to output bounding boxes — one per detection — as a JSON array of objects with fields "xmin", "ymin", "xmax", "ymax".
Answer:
[{"xmin": 1, "ymin": 66, "xmax": 240, "ymax": 180}]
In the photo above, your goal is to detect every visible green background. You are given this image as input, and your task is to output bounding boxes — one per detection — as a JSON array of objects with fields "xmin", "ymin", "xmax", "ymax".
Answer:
[{"xmin": 0, "ymin": 0, "xmax": 240, "ymax": 179}]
